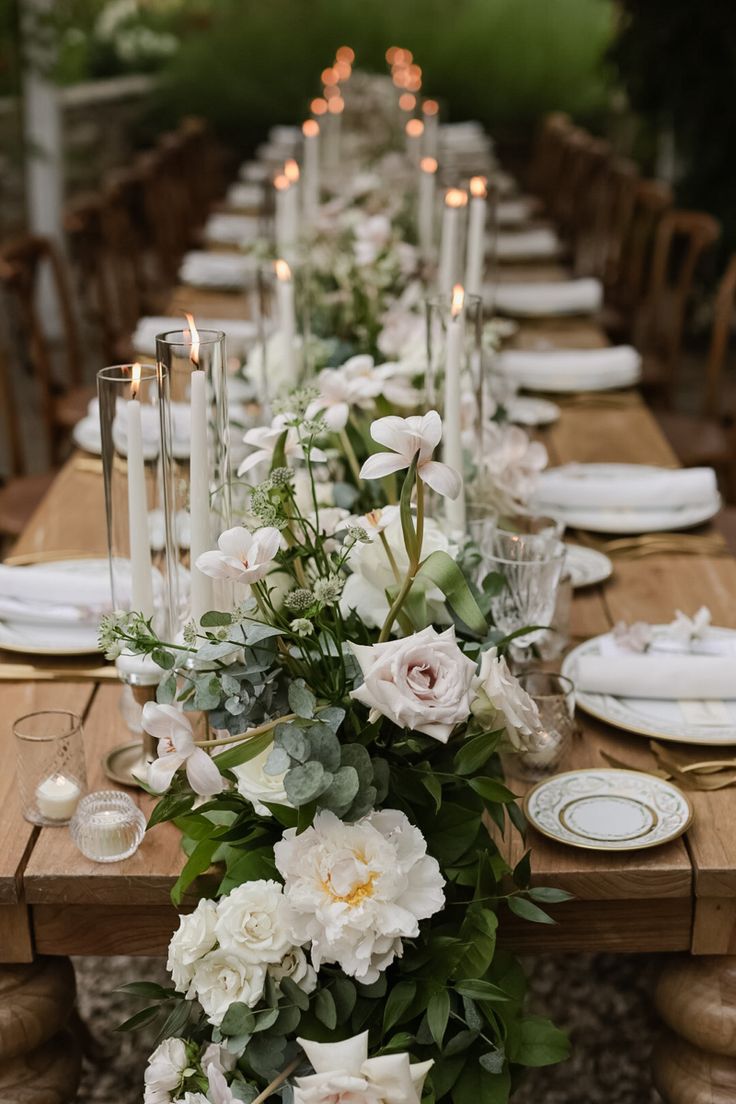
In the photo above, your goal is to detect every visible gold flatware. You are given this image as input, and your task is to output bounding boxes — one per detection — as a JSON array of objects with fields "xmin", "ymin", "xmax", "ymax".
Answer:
[
  {"xmin": 601, "ymin": 741, "xmax": 736, "ymax": 792},
  {"xmin": 3, "ymin": 549, "xmax": 102, "ymax": 566},
  {"xmin": 0, "ymin": 663, "xmax": 117, "ymax": 681},
  {"xmin": 573, "ymin": 531, "xmax": 727, "ymax": 558}
]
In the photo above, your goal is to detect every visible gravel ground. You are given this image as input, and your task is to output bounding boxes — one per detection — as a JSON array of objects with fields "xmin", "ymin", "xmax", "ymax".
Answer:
[{"xmin": 74, "ymin": 953, "xmax": 663, "ymax": 1103}]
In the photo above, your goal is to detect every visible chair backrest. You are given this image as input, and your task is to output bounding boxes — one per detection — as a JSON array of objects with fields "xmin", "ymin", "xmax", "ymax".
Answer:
[
  {"xmin": 597, "ymin": 157, "xmax": 640, "ymax": 289},
  {"xmin": 0, "ymin": 303, "xmax": 24, "ymax": 480},
  {"xmin": 571, "ymin": 138, "xmax": 614, "ymax": 276},
  {"xmin": 527, "ymin": 112, "xmax": 572, "ymax": 199},
  {"xmin": 64, "ymin": 192, "xmax": 119, "ymax": 362},
  {"xmin": 100, "ymin": 167, "xmax": 151, "ymax": 334},
  {"xmin": 704, "ymin": 253, "xmax": 736, "ymax": 418},
  {"xmin": 608, "ymin": 179, "xmax": 673, "ymax": 320}
]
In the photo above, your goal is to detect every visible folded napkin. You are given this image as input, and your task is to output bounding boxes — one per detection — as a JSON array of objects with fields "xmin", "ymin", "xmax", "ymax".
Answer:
[
  {"xmin": 493, "ymin": 228, "xmax": 563, "ymax": 261},
  {"xmin": 240, "ymin": 162, "xmax": 270, "ymax": 184},
  {"xmin": 574, "ymin": 654, "xmax": 736, "ymax": 700},
  {"xmin": 268, "ymin": 124, "xmax": 302, "ymax": 150},
  {"xmin": 178, "ymin": 251, "xmax": 259, "ymax": 290},
  {"xmin": 491, "ymin": 278, "xmax": 603, "ymax": 317},
  {"xmin": 204, "ymin": 214, "xmax": 261, "ymax": 246},
  {"xmin": 0, "ymin": 563, "xmax": 115, "ymax": 625},
  {"xmin": 132, "ymin": 317, "xmax": 259, "ymax": 360},
  {"xmin": 497, "ymin": 346, "xmax": 642, "ymax": 392},
  {"xmin": 495, "ymin": 198, "xmax": 535, "ymax": 227},
  {"xmin": 225, "ymin": 183, "xmax": 265, "ymax": 211},
  {"xmin": 534, "ymin": 464, "xmax": 718, "ymax": 512}
]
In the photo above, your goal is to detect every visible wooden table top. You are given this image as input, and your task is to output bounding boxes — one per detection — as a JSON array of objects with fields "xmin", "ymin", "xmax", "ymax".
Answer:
[{"xmin": 2, "ymin": 249, "xmax": 735, "ymax": 964}]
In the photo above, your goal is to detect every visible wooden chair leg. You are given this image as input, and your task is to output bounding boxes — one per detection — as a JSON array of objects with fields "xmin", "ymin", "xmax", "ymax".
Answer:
[{"xmin": 652, "ymin": 955, "xmax": 736, "ymax": 1103}]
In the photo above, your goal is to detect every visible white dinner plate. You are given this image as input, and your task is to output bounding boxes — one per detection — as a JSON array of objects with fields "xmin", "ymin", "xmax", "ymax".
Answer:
[
  {"xmin": 524, "ymin": 769, "xmax": 692, "ymax": 852},
  {"xmin": 505, "ymin": 396, "xmax": 560, "ymax": 427},
  {"xmin": 564, "ymin": 544, "xmax": 613, "ymax": 588},
  {"xmin": 562, "ymin": 628, "xmax": 736, "ymax": 746},
  {"xmin": 0, "ymin": 558, "xmax": 109, "ymax": 655}
]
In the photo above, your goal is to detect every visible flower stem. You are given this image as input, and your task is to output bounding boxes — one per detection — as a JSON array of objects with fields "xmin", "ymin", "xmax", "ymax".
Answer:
[
  {"xmin": 379, "ymin": 530, "xmax": 402, "ymax": 584},
  {"xmin": 251, "ymin": 1055, "xmax": 303, "ymax": 1104},
  {"xmin": 195, "ymin": 713, "xmax": 296, "ymax": 748},
  {"xmin": 377, "ymin": 476, "xmax": 426, "ymax": 642},
  {"xmin": 339, "ymin": 427, "xmax": 362, "ymax": 485}
]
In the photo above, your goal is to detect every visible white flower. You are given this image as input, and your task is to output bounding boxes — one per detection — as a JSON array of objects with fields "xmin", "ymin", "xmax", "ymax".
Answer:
[
  {"xmin": 350, "ymin": 626, "xmax": 476, "ymax": 742},
  {"xmin": 338, "ymin": 505, "xmax": 401, "ymax": 540},
  {"xmin": 232, "ymin": 745, "xmax": 292, "ymax": 816},
  {"xmin": 274, "ymin": 808, "xmax": 445, "ymax": 982},
  {"xmin": 667, "ymin": 606, "xmax": 712, "ymax": 646},
  {"xmin": 167, "ymin": 898, "xmax": 218, "ymax": 994},
  {"xmin": 237, "ymin": 414, "xmax": 327, "ymax": 476},
  {"xmin": 201, "ymin": 1044, "xmax": 237, "ymax": 1079},
  {"xmin": 244, "ymin": 333, "xmax": 303, "ymax": 395},
  {"xmin": 479, "ymin": 423, "xmax": 547, "ymax": 511},
  {"xmin": 353, "ymin": 214, "xmax": 392, "ymax": 265},
  {"xmin": 612, "ymin": 619, "xmax": 653, "ymax": 653},
  {"xmin": 305, "ymin": 356, "xmax": 418, "ymax": 431},
  {"xmin": 173, "ymin": 1095, "xmax": 209, "ymax": 1104},
  {"xmin": 196, "ymin": 526, "xmax": 281, "ymax": 585},
  {"xmin": 294, "ymin": 1031, "xmax": 433, "ymax": 1104},
  {"xmin": 214, "ymin": 880, "xmax": 294, "ymax": 964},
  {"xmin": 471, "ymin": 647, "xmax": 541, "ymax": 750},
  {"xmin": 269, "ymin": 946, "xmax": 317, "ymax": 994},
  {"xmin": 142, "ymin": 703, "xmax": 223, "ymax": 797},
  {"xmin": 360, "ymin": 411, "xmax": 462, "ymax": 499},
  {"xmin": 144, "ymin": 1038, "xmax": 188, "ymax": 1104},
  {"xmin": 190, "ymin": 949, "xmax": 267, "ymax": 1025}
]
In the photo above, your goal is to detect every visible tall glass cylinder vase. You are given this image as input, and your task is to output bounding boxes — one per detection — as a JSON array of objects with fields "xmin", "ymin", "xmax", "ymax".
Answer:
[
  {"xmin": 425, "ymin": 289, "xmax": 483, "ymax": 537},
  {"xmin": 156, "ymin": 325, "xmax": 232, "ymax": 631},
  {"xmin": 253, "ymin": 258, "xmax": 312, "ymax": 413}
]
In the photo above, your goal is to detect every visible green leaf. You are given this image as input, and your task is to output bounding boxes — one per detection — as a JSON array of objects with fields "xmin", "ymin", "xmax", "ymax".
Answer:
[
  {"xmin": 314, "ymin": 988, "xmax": 337, "ymax": 1030},
  {"xmin": 116, "ymin": 981, "xmax": 174, "ymax": 999},
  {"xmin": 272, "ymin": 1004, "xmax": 301, "ymax": 1035},
  {"xmin": 513, "ymin": 851, "xmax": 532, "ymax": 889},
  {"xmin": 427, "ymin": 989, "xmax": 450, "ymax": 1048},
  {"xmin": 417, "ymin": 550, "xmax": 488, "ymax": 635},
  {"xmin": 508, "ymin": 895, "xmax": 556, "ymax": 925},
  {"xmin": 171, "ymin": 836, "xmax": 220, "ymax": 905},
  {"xmin": 455, "ymin": 979, "xmax": 509, "ymax": 1003},
  {"xmin": 306, "ymin": 726, "xmax": 342, "ymax": 772},
  {"xmin": 279, "ymin": 976, "xmax": 310, "ymax": 1011},
  {"xmin": 455, "ymin": 908, "xmax": 498, "ymax": 980},
  {"xmin": 269, "ymin": 429, "xmax": 289, "ymax": 473},
  {"xmin": 147, "ymin": 791, "xmax": 195, "ymax": 829},
  {"xmin": 419, "ymin": 770, "xmax": 442, "ymax": 812},
  {"xmin": 252, "ymin": 1007, "xmax": 280, "ymax": 1033},
  {"xmin": 115, "ymin": 1005, "xmax": 160, "ymax": 1032},
  {"xmin": 479, "ymin": 1049, "xmax": 506, "ymax": 1074},
  {"xmin": 506, "ymin": 1016, "xmax": 570, "ymax": 1067},
  {"xmin": 288, "ymin": 680, "xmax": 316, "ymax": 719},
  {"xmin": 220, "ymin": 1003, "xmax": 256, "ymax": 1037},
  {"xmin": 214, "ymin": 729, "xmax": 274, "ymax": 772},
  {"xmin": 284, "ymin": 761, "xmax": 332, "ymax": 805},
  {"xmin": 399, "ymin": 452, "xmax": 420, "ymax": 563},
  {"xmin": 452, "ymin": 1063, "xmax": 510, "ymax": 1104},
  {"xmin": 527, "ymin": 886, "xmax": 574, "ymax": 903},
  {"xmin": 320, "ymin": 766, "xmax": 360, "ymax": 813},
  {"xmin": 453, "ymin": 731, "xmax": 501, "ymax": 776},
  {"xmin": 331, "ymin": 978, "xmax": 357, "ymax": 1021},
  {"xmin": 468, "ymin": 778, "xmax": 516, "ymax": 804},
  {"xmin": 443, "ymin": 1029, "xmax": 479, "ymax": 1057},
  {"xmin": 428, "ymin": 803, "xmax": 482, "ymax": 865},
  {"xmin": 200, "ymin": 610, "xmax": 233, "ymax": 627},
  {"xmin": 382, "ymin": 979, "xmax": 417, "ymax": 1033},
  {"xmin": 151, "ymin": 647, "xmax": 175, "ymax": 670}
]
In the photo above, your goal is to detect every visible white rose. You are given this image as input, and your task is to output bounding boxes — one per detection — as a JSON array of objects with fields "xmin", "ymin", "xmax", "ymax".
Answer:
[
  {"xmin": 190, "ymin": 950, "xmax": 266, "ymax": 1026},
  {"xmin": 167, "ymin": 898, "xmax": 218, "ymax": 994},
  {"xmin": 471, "ymin": 647, "xmax": 541, "ymax": 750},
  {"xmin": 268, "ymin": 946, "xmax": 317, "ymax": 994},
  {"xmin": 350, "ymin": 626, "xmax": 477, "ymax": 743},
  {"xmin": 144, "ymin": 1037, "xmax": 188, "ymax": 1104},
  {"xmin": 294, "ymin": 1031, "xmax": 433, "ymax": 1104},
  {"xmin": 214, "ymin": 880, "xmax": 293, "ymax": 964},
  {"xmin": 232, "ymin": 745, "xmax": 292, "ymax": 816}
]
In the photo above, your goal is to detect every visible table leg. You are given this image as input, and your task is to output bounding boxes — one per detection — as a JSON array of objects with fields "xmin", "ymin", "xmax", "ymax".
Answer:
[
  {"xmin": 0, "ymin": 958, "xmax": 81, "ymax": 1103},
  {"xmin": 652, "ymin": 955, "xmax": 736, "ymax": 1103}
]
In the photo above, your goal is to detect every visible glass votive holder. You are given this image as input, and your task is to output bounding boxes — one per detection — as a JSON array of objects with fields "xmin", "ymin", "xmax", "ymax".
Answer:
[
  {"xmin": 70, "ymin": 790, "xmax": 146, "ymax": 863},
  {"xmin": 536, "ymin": 568, "xmax": 573, "ymax": 661},
  {"xmin": 502, "ymin": 672, "xmax": 576, "ymax": 783},
  {"xmin": 14, "ymin": 711, "xmax": 87, "ymax": 826}
]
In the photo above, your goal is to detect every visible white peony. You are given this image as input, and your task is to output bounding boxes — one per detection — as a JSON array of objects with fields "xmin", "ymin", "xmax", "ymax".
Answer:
[
  {"xmin": 167, "ymin": 898, "xmax": 218, "ymax": 994},
  {"xmin": 274, "ymin": 808, "xmax": 445, "ymax": 982},
  {"xmin": 214, "ymin": 880, "xmax": 293, "ymax": 964},
  {"xmin": 471, "ymin": 647, "xmax": 541, "ymax": 750},
  {"xmin": 294, "ymin": 1031, "xmax": 433, "ymax": 1104},
  {"xmin": 190, "ymin": 949, "xmax": 267, "ymax": 1025},
  {"xmin": 268, "ymin": 946, "xmax": 317, "ymax": 994},
  {"xmin": 350, "ymin": 626, "xmax": 477, "ymax": 743},
  {"xmin": 144, "ymin": 1037, "xmax": 188, "ymax": 1104},
  {"xmin": 231, "ymin": 745, "xmax": 291, "ymax": 816}
]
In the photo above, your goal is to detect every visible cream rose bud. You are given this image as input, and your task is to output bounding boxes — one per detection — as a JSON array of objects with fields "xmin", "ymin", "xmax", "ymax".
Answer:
[
  {"xmin": 214, "ymin": 880, "xmax": 293, "ymax": 964},
  {"xmin": 232, "ymin": 746, "xmax": 292, "ymax": 816},
  {"xmin": 167, "ymin": 898, "xmax": 218, "ymax": 994},
  {"xmin": 269, "ymin": 946, "xmax": 317, "ymax": 994},
  {"xmin": 190, "ymin": 950, "xmax": 267, "ymax": 1026},
  {"xmin": 144, "ymin": 1037, "xmax": 188, "ymax": 1104},
  {"xmin": 350, "ymin": 626, "xmax": 477, "ymax": 742},
  {"xmin": 471, "ymin": 647, "xmax": 541, "ymax": 750}
]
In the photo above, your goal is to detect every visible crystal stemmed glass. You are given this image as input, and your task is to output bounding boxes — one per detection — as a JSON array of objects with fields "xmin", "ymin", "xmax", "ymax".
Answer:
[{"xmin": 482, "ymin": 531, "xmax": 566, "ymax": 664}]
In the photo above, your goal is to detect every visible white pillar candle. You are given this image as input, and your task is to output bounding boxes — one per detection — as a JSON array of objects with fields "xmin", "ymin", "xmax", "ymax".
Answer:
[
  {"xmin": 126, "ymin": 367, "xmax": 154, "ymax": 618},
  {"xmin": 422, "ymin": 99, "xmax": 440, "ymax": 159},
  {"xmin": 283, "ymin": 159, "xmax": 300, "ymax": 249},
  {"xmin": 274, "ymin": 259, "xmax": 298, "ymax": 383},
  {"xmin": 405, "ymin": 118, "xmax": 424, "ymax": 167},
  {"xmin": 301, "ymin": 119, "xmax": 321, "ymax": 227},
  {"xmin": 465, "ymin": 176, "xmax": 488, "ymax": 298},
  {"xmin": 187, "ymin": 317, "xmax": 214, "ymax": 626},
  {"xmin": 274, "ymin": 173, "xmax": 289, "ymax": 255},
  {"xmin": 325, "ymin": 101, "xmax": 343, "ymax": 174},
  {"xmin": 36, "ymin": 773, "xmax": 81, "ymax": 821},
  {"xmin": 444, "ymin": 285, "xmax": 466, "ymax": 534},
  {"xmin": 437, "ymin": 188, "xmax": 467, "ymax": 296},
  {"xmin": 418, "ymin": 156, "xmax": 437, "ymax": 259}
]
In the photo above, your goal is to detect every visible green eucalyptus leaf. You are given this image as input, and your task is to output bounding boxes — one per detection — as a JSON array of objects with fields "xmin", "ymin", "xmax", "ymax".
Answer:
[
  {"xmin": 306, "ymin": 726, "xmax": 342, "ymax": 772},
  {"xmin": 339, "ymin": 742, "xmax": 373, "ymax": 784},
  {"xmin": 279, "ymin": 976, "xmax": 310, "ymax": 1011},
  {"xmin": 276, "ymin": 724, "xmax": 310, "ymax": 764},
  {"xmin": 284, "ymin": 761, "xmax": 332, "ymax": 805},
  {"xmin": 200, "ymin": 610, "xmax": 233, "ymax": 627},
  {"xmin": 288, "ymin": 679, "xmax": 316, "ymax": 719},
  {"xmin": 219, "ymin": 1003, "xmax": 256, "ymax": 1037},
  {"xmin": 151, "ymin": 647, "xmax": 175, "ymax": 670},
  {"xmin": 320, "ymin": 765, "xmax": 360, "ymax": 813}
]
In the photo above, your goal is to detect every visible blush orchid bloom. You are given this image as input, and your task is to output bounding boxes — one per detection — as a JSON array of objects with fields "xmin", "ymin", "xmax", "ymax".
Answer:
[
  {"xmin": 359, "ymin": 410, "xmax": 462, "ymax": 499},
  {"xmin": 142, "ymin": 703, "xmax": 223, "ymax": 797},
  {"xmin": 196, "ymin": 526, "xmax": 281, "ymax": 585},
  {"xmin": 237, "ymin": 414, "xmax": 327, "ymax": 476}
]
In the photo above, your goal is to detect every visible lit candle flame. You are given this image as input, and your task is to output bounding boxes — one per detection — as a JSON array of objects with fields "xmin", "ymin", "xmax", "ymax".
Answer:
[
  {"xmin": 406, "ymin": 118, "xmax": 424, "ymax": 138},
  {"xmin": 185, "ymin": 312, "xmax": 200, "ymax": 365},
  {"xmin": 399, "ymin": 92, "xmax": 416, "ymax": 112},
  {"xmin": 385, "ymin": 46, "xmax": 399, "ymax": 63},
  {"xmin": 336, "ymin": 45, "xmax": 354, "ymax": 63},
  {"xmin": 334, "ymin": 58, "xmax": 352, "ymax": 80},
  {"xmin": 328, "ymin": 96, "xmax": 345, "ymax": 115},
  {"xmin": 321, "ymin": 67, "xmax": 339, "ymax": 86},
  {"xmin": 274, "ymin": 173, "xmax": 289, "ymax": 191},
  {"xmin": 420, "ymin": 156, "xmax": 438, "ymax": 174},
  {"xmin": 451, "ymin": 284, "xmax": 465, "ymax": 318},
  {"xmin": 284, "ymin": 158, "xmax": 300, "ymax": 183},
  {"xmin": 311, "ymin": 97, "xmax": 328, "ymax": 116},
  {"xmin": 445, "ymin": 188, "xmax": 468, "ymax": 209},
  {"xmin": 302, "ymin": 119, "xmax": 320, "ymax": 138},
  {"xmin": 275, "ymin": 258, "xmax": 292, "ymax": 282},
  {"xmin": 470, "ymin": 175, "xmax": 487, "ymax": 198},
  {"xmin": 130, "ymin": 361, "xmax": 141, "ymax": 400},
  {"xmin": 423, "ymin": 98, "xmax": 439, "ymax": 117}
]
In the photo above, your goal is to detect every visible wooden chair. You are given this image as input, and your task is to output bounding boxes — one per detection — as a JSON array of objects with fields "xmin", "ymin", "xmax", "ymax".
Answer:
[
  {"xmin": 527, "ymin": 112, "xmax": 572, "ymax": 202},
  {"xmin": 571, "ymin": 138, "xmax": 615, "ymax": 277},
  {"xmin": 64, "ymin": 193, "xmax": 120, "ymax": 363},
  {"xmin": 655, "ymin": 253, "xmax": 736, "ymax": 498},
  {"xmin": 0, "ymin": 235, "xmax": 94, "ymax": 464}
]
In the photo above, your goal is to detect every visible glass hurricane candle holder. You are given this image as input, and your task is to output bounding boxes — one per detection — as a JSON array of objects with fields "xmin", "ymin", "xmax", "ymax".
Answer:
[
  {"xmin": 14, "ymin": 710, "xmax": 87, "ymax": 826},
  {"xmin": 502, "ymin": 672, "xmax": 576, "ymax": 782},
  {"xmin": 70, "ymin": 790, "xmax": 146, "ymax": 863},
  {"xmin": 254, "ymin": 258, "xmax": 312, "ymax": 410}
]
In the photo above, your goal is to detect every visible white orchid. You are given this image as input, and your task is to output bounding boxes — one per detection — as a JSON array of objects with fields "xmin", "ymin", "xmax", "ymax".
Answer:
[
  {"xmin": 142, "ymin": 703, "xmax": 223, "ymax": 797},
  {"xmin": 196, "ymin": 526, "xmax": 281, "ymax": 585},
  {"xmin": 338, "ymin": 504, "xmax": 401, "ymax": 540},
  {"xmin": 360, "ymin": 411, "xmax": 462, "ymax": 499},
  {"xmin": 294, "ymin": 1032, "xmax": 433, "ymax": 1104},
  {"xmin": 306, "ymin": 356, "xmax": 418, "ymax": 431},
  {"xmin": 479, "ymin": 423, "xmax": 548, "ymax": 511},
  {"xmin": 237, "ymin": 414, "xmax": 327, "ymax": 476}
]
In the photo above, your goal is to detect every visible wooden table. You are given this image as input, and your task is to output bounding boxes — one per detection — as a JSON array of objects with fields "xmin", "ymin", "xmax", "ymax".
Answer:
[{"xmin": 1, "ymin": 272, "xmax": 735, "ymax": 1104}]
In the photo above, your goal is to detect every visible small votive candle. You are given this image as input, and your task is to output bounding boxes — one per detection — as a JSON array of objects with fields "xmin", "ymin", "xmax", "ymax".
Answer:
[
  {"xmin": 70, "ymin": 791, "xmax": 146, "ymax": 863},
  {"xmin": 36, "ymin": 774, "xmax": 82, "ymax": 822}
]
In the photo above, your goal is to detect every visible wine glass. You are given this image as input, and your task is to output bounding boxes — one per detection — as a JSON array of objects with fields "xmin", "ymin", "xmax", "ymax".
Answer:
[{"xmin": 482, "ymin": 531, "xmax": 566, "ymax": 663}]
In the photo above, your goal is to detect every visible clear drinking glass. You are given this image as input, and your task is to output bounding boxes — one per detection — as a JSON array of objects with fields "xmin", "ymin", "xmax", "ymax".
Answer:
[
  {"xmin": 502, "ymin": 672, "xmax": 576, "ymax": 782},
  {"xmin": 483, "ymin": 531, "xmax": 566, "ymax": 659},
  {"xmin": 14, "ymin": 711, "xmax": 87, "ymax": 825}
]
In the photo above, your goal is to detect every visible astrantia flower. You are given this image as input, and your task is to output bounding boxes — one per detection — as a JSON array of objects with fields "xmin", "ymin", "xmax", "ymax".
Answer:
[
  {"xmin": 359, "ymin": 411, "xmax": 462, "ymax": 499},
  {"xmin": 274, "ymin": 808, "xmax": 445, "ymax": 982},
  {"xmin": 144, "ymin": 1038, "xmax": 188, "ymax": 1104},
  {"xmin": 142, "ymin": 703, "xmax": 223, "ymax": 797},
  {"xmin": 350, "ymin": 626, "xmax": 476, "ymax": 742},
  {"xmin": 189, "ymin": 950, "xmax": 267, "ymax": 1025},
  {"xmin": 196, "ymin": 526, "xmax": 281, "ymax": 585},
  {"xmin": 294, "ymin": 1032, "xmax": 433, "ymax": 1104},
  {"xmin": 471, "ymin": 647, "xmax": 542, "ymax": 750},
  {"xmin": 167, "ymin": 897, "xmax": 218, "ymax": 994},
  {"xmin": 214, "ymin": 880, "xmax": 293, "ymax": 964},
  {"xmin": 237, "ymin": 414, "xmax": 327, "ymax": 476}
]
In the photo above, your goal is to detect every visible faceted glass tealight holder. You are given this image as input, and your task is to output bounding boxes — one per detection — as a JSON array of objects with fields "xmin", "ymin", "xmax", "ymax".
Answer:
[{"xmin": 70, "ymin": 790, "xmax": 146, "ymax": 863}]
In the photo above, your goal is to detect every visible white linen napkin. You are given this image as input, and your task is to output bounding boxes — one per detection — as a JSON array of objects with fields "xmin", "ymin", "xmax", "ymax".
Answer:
[
  {"xmin": 574, "ymin": 654, "xmax": 736, "ymax": 700},
  {"xmin": 178, "ymin": 251, "xmax": 259, "ymax": 290},
  {"xmin": 132, "ymin": 317, "xmax": 258, "ymax": 359},
  {"xmin": 497, "ymin": 346, "xmax": 642, "ymax": 391},
  {"xmin": 495, "ymin": 198, "xmax": 535, "ymax": 227},
  {"xmin": 490, "ymin": 278, "xmax": 603, "ymax": 317},
  {"xmin": 239, "ymin": 162, "xmax": 270, "ymax": 184},
  {"xmin": 534, "ymin": 465, "xmax": 718, "ymax": 512},
  {"xmin": 494, "ymin": 228, "xmax": 562, "ymax": 260},
  {"xmin": 0, "ymin": 563, "xmax": 115, "ymax": 624},
  {"xmin": 225, "ymin": 183, "xmax": 265, "ymax": 210},
  {"xmin": 204, "ymin": 213, "xmax": 261, "ymax": 246}
]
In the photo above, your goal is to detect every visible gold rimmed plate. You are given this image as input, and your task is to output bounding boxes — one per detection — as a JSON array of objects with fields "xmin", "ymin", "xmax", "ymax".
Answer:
[{"xmin": 523, "ymin": 768, "xmax": 693, "ymax": 852}]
